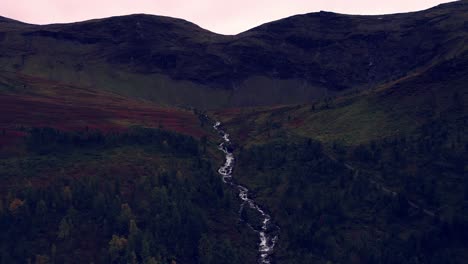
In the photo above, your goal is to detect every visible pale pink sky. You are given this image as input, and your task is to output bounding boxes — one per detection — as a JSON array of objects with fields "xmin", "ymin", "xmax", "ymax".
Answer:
[{"xmin": 1, "ymin": 0, "xmax": 456, "ymax": 34}]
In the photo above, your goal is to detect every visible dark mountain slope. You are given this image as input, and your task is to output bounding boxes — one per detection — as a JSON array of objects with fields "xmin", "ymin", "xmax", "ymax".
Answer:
[
  {"xmin": 213, "ymin": 48, "xmax": 468, "ymax": 145},
  {"xmin": 0, "ymin": 1, "xmax": 467, "ymax": 108},
  {"xmin": 240, "ymin": 1, "xmax": 468, "ymax": 88}
]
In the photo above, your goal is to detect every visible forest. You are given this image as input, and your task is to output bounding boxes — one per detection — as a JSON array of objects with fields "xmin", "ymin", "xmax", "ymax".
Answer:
[
  {"xmin": 0, "ymin": 127, "xmax": 256, "ymax": 264},
  {"xmin": 235, "ymin": 118, "xmax": 467, "ymax": 263},
  {"xmin": 0, "ymin": 113, "xmax": 466, "ymax": 264}
]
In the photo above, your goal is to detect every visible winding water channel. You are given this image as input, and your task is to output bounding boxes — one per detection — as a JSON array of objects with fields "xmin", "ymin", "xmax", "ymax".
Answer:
[{"xmin": 213, "ymin": 121, "xmax": 279, "ymax": 264}]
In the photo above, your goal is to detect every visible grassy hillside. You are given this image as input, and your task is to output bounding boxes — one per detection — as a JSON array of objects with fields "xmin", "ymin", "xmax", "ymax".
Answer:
[
  {"xmin": 0, "ymin": 70, "xmax": 207, "ymax": 153},
  {"xmin": 213, "ymin": 48, "xmax": 467, "ymax": 146}
]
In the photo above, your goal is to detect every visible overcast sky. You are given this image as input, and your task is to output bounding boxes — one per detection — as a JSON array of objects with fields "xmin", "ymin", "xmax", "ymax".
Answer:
[{"xmin": 1, "ymin": 0, "xmax": 457, "ymax": 34}]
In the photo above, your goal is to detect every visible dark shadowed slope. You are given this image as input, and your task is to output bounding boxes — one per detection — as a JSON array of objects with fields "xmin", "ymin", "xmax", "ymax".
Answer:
[
  {"xmin": 0, "ymin": 1, "xmax": 467, "ymax": 108},
  {"xmin": 213, "ymin": 47, "xmax": 467, "ymax": 146}
]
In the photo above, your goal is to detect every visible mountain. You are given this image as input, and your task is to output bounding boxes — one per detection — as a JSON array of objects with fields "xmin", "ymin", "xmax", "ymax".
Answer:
[
  {"xmin": 214, "ymin": 46, "xmax": 468, "ymax": 145},
  {"xmin": 0, "ymin": 2, "xmax": 468, "ymax": 264},
  {"xmin": 0, "ymin": 1, "xmax": 467, "ymax": 108},
  {"xmin": 209, "ymin": 12, "xmax": 467, "ymax": 261}
]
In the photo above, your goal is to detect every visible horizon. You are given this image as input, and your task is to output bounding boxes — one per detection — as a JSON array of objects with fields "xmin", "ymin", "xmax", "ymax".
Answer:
[{"xmin": 1, "ymin": 0, "xmax": 457, "ymax": 34}]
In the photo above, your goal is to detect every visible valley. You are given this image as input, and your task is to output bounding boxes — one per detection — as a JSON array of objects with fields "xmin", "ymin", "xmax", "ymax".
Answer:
[{"xmin": 0, "ymin": 1, "xmax": 467, "ymax": 263}]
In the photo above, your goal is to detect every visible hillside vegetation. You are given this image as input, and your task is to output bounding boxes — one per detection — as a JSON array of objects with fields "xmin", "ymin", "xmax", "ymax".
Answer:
[
  {"xmin": 0, "ymin": 1, "xmax": 467, "ymax": 108},
  {"xmin": 0, "ymin": 1, "xmax": 467, "ymax": 263},
  {"xmin": 0, "ymin": 126, "xmax": 258, "ymax": 264}
]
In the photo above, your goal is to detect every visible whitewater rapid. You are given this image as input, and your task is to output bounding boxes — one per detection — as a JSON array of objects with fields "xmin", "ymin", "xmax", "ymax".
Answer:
[{"xmin": 214, "ymin": 121, "xmax": 279, "ymax": 264}]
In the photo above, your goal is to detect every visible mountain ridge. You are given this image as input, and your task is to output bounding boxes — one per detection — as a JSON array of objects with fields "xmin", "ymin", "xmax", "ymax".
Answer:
[
  {"xmin": 1, "ymin": 1, "xmax": 463, "ymax": 34},
  {"xmin": 0, "ymin": 1, "xmax": 466, "ymax": 108}
]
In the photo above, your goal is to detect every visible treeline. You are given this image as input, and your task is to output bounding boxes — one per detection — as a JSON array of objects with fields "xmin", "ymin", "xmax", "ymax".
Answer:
[
  {"xmin": 0, "ymin": 164, "xmax": 238, "ymax": 263},
  {"xmin": 26, "ymin": 126, "xmax": 199, "ymax": 156},
  {"xmin": 0, "ymin": 127, "xmax": 254, "ymax": 263},
  {"xmin": 236, "ymin": 130, "xmax": 468, "ymax": 264},
  {"xmin": 238, "ymin": 139, "xmax": 352, "ymax": 262},
  {"xmin": 338, "ymin": 118, "xmax": 468, "ymax": 263},
  {"xmin": 345, "ymin": 118, "xmax": 467, "ymax": 214}
]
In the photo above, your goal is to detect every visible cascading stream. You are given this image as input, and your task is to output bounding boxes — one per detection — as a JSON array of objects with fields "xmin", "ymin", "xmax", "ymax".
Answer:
[{"xmin": 213, "ymin": 121, "xmax": 279, "ymax": 264}]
